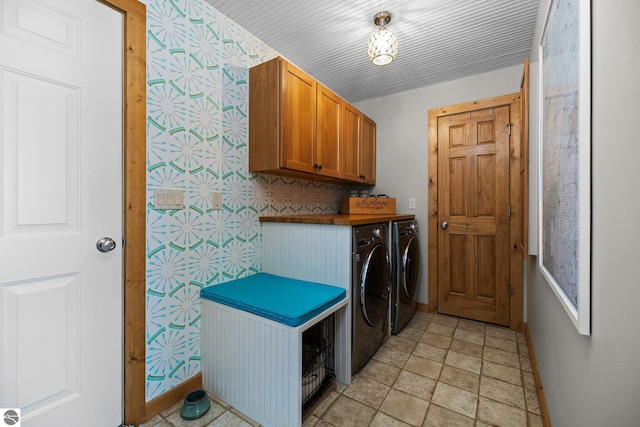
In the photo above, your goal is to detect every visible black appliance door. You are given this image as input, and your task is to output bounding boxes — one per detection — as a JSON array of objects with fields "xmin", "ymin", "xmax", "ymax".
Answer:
[
  {"xmin": 360, "ymin": 243, "xmax": 390, "ymax": 327},
  {"xmin": 400, "ymin": 235, "xmax": 420, "ymax": 304}
]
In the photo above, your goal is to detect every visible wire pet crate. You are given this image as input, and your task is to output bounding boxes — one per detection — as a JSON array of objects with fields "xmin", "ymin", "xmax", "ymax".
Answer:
[{"xmin": 301, "ymin": 313, "xmax": 335, "ymax": 410}]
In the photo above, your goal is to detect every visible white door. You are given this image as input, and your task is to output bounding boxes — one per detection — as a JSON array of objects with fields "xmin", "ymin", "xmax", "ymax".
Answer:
[{"xmin": 0, "ymin": 0, "xmax": 123, "ymax": 425}]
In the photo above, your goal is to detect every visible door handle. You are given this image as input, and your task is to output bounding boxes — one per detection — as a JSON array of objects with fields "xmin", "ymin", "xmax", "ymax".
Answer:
[
  {"xmin": 441, "ymin": 221, "xmax": 448, "ymax": 230},
  {"xmin": 96, "ymin": 237, "xmax": 117, "ymax": 252}
]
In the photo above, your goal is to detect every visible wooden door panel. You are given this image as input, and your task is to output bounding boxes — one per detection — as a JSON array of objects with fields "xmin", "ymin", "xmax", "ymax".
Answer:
[
  {"xmin": 316, "ymin": 84, "xmax": 341, "ymax": 178},
  {"xmin": 282, "ymin": 61, "xmax": 316, "ymax": 173},
  {"xmin": 438, "ymin": 105, "xmax": 510, "ymax": 325}
]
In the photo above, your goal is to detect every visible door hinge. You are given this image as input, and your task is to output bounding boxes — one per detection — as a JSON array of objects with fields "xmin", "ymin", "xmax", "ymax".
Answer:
[
  {"xmin": 507, "ymin": 285, "xmax": 513, "ymax": 297},
  {"xmin": 508, "ymin": 205, "xmax": 512, "ymax": 217},
  {"xmin": 122, "ymin": 238, "xmax": 127, "ymax": 248},
  {"xmin": 507, "ymin": 123, "xmax": 513, "ymax": 135}
]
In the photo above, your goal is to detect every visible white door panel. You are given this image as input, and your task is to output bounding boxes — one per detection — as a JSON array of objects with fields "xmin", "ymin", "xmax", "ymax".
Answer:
[{"xmin": 0, "ymin": 0, "xmax": 123, "ymax": 425}]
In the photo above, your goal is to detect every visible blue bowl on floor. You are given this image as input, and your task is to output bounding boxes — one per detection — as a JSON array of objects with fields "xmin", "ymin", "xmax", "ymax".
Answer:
[{"xmin": 180, "ymin": 389, "xmax": 210, "ymax": 420}]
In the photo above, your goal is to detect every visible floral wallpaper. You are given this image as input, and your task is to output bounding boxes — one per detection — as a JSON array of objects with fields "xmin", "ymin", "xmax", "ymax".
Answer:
[{"xmin": 145, "ymin": 0, "xmax": 346, "ymax": 400}]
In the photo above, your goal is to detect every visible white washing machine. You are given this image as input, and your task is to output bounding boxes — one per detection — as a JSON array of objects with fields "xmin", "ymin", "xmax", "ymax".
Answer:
[
  {"xmin": 351, "ymin": 223, "xmax": 390, "ymax": 375},
  {"xmin": 391, "ymin": 219, "xmax": 420, "ymax": 334}
]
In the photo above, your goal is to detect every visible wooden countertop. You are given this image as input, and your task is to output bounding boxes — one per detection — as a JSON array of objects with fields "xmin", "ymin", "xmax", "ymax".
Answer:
[{"xmin": 259, "ymin": 213, "xmax": 415, "ymax": 226}]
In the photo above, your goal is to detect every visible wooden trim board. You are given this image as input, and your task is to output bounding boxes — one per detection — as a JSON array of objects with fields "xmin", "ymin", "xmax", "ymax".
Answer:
[
  {"xmin": 524, "ymin": 323, "xmax": 552, "ymax": 427},
  {"xmin": 145, "ymin": 374, "xmax": 203, "ymax": 419},
  {"xmin": 98, "ymin": 0, "xmax": 147, "ymax": 423},
  {"xmin": 427, "ymin": 92, "xmax": 525, "ymax": 331}
]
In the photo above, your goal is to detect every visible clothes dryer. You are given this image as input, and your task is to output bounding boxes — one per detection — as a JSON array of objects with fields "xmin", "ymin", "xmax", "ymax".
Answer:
[
  {"xmin": 351, "ymin": 223, "xmax": 390, "ymax": 375},
  {"xmin": 391, "ymin": 219, "xmax": 420, "ymax": 334}
]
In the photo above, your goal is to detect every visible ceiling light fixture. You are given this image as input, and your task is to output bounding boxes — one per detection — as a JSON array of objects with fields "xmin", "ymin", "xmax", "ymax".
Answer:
[{"xmin": 367, "ymin": 11, "xmax": 398, "ymax": 66}]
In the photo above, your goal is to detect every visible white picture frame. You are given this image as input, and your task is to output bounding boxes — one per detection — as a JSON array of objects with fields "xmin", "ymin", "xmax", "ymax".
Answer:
[{"xmin": 538, "ymin": 0, "xmax": 591, "ymax": 335}]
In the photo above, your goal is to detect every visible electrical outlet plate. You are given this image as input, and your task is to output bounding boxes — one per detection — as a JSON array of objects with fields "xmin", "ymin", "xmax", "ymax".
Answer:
[{"xmin": 211, "ymin": 191, "xmax": 222, "ymax": 210}]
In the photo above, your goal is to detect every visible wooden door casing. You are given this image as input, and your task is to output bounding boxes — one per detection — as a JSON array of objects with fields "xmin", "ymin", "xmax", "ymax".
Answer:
[{"xmin": 428, "ymin": 93, "xmax": 524, "ymax": 331}]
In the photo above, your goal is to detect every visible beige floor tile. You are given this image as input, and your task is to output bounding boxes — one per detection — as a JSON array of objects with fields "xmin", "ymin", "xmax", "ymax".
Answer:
[
  {"xmin": 420, "ymin": 332, "xmax": 452, "ymax": 349},
  {"xmin": 426, "ymin": 322, "xmax": 456, "ymax": 338},
  {"xmin": 481, "ymin": 360, "xmax": 522, "ymax": 386},
  {"xmin": 311, "ymin": 391, "xmax": 340, "ymax": 417},
  {"xmin": 230, "ymin": 409, "xmax": 260, "ymax": 427},
  {"xmin": 452, "ymin": 328, "xmax": 484, "ymax": 346},
  {"xmin": 379, "ymin": 389, "xmax": 430, "ymax": 426},
  {"xmin": 444, "ymin": 350, "xmax": 482, "ymax": 374},
  {"xmin": 413, "ymin": 311, "xmax": 434, "ymax": 322},
  {"xmin": 140, "ymin": 415, "xmax": 171, "ymax": 427},
  {"xmin": 370, "ymin": 411, "xmax": 412, "ymax": 427},
  {"xmin": 302, "ymin": 414, "xmax": 319, "ymax": 427},
  {"xmin": 208, "ymin": 411, "xmax": 253, "ymax": 427},
  {"xmin": 484, "ymin": 336, "xmax": 518, "ymax": 353},
  {"xmin": 160, "ymin": 401, "xmax": 183, "ymax": 418},
  {"xmin": 403, "ymin": 355, "xmax": 443, "ymax": 380},
  {"xmin": 322, "ymin": 395, "xmax": 376, "ymax": 426},
  {"xmin": 314, "ymin": 420, "xmax": 334, "ymax": 427},
  {"xmin": 423, "ymin": 404, "xmax": 475, "ymax": 427},
  {"xmin": 398, "ymin": 321, "xmax": 429, "ymax": 341},
  {"xmin": 518, "ymin": 341, "xmax": 531, "ymax": 357},
  {"xmin": 516, "ymin": 331, "xmax": 527, "ymax": 344},
  {"xmin": 431, "ymin": 382, "xmax": 478, "ymax": 419},
  {"xmin": 528, "ymin": 412, "xmax": 544, "ymax": 427},
  {"xmin": 413, "ymin": 342, "xmax": 448, "ymax": 363},
  {"xmin": 483, "ymin": 346, "xmax": 521, "ymax": 369},
  {"xmin": 525, "ymin": 387, "xmax": 541, "ymax": 415},
  {"xmin": 475, "ymin": 422, "xmax": 492, "ymax": 427},
  {"xmin": 393, "ymin": 370, "xmax": 437, "ymax": 401},
  {"xmin": 373, "ymin": 345, "xmax": 412, "ymax": 368},
  {"xmin": 476, "ymin": 396, "xmax": 527, "ymax": 427},
  {"xmin": 343, "ymin": 375, "xmax": 391, "ymax": 409},
  {"xmin": 522, "ymin": 371, "xmax": 536, "ymax": 392},
  {"xmin": 439, "ymin": 365, "xmax": 480, "ymax": 394},
  {"xmin": 334, "ymin": 381, "xmax": 347, "ymax": 393},
  {"xmin": 479, "ymin": 377, "xmax": 526, "ymax": 410},
  {"xmin": 520, "ymin": 354, "xmax": 533, "ymax": 372},
  {"xmin": 456, "ymin": 319, "xmax": 486, "ymax": 335},
  {"xmin": 485, "ymin": 325, "xmax": 517, "ymax": 341},
  {"xmin": 431, "ymin": 314, "xmax": 459, "ymax": 328},
  {"xmin": 449, "ymin": 339, "xmax": 483, "ymax": 359},
  {"xmin": 360, "ymin": 359, "xmax": 402, "ymax": 386},
  {"xmin": 385, "ymin": 335, "xmax": 419, "ymax": 354}
]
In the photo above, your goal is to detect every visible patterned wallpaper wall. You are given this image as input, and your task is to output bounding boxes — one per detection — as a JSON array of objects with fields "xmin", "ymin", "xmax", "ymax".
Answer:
[{"xmin": 145, "ymin": 0, "xmax": 347, "ymax": 400}]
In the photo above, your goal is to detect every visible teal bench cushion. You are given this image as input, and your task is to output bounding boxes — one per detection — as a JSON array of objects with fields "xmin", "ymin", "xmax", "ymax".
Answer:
[{"xmin": 200, "ymin": 273, "xmax": 346, "ymax": 327}]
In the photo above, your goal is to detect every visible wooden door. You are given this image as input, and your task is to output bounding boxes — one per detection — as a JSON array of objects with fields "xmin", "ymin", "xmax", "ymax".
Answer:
[
  {"xmin": 437, "ymin": 106, "xmax": 511, "ymax": 325},
  {"xmin": 0, "ymin": 0, "xmax": 124, "ymax": 424},
  {"xmin": 316, "ymin": 84, "xmax": 342, "ymax": 178},
  {"xmin": 341, "ymin": 101, "xmax": 361, "ymax": 182},
  {"xmin": 360, "ymin": 114, "xmax": 377, "ymax": 184},
  {"xmin": 281, "ymin": 60, "xmax": 316, "ymax": 173}
]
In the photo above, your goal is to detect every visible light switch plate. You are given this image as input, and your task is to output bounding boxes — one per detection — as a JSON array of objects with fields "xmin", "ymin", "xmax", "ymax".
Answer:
[
  {"xmin": 154, "ymin": 189, "xmax": 184, "ymax": 210},
  {"xmin": 409, "ymin": 198, "xmax": 416, "ymax": 209},
  {"xmin": 211, "ymin": 191, "xmax": 222, "ymax": 210}
]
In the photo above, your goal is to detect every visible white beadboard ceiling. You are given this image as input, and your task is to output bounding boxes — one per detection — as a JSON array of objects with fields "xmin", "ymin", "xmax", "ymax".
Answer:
[{"xmin": 205, "ymin": 0, "xmax": 539, "ymax": 103}]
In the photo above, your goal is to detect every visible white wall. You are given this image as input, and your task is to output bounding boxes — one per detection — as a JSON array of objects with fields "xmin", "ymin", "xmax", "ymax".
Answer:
[
  {"xmin": 526, "ymin": 0, "xmax": 640, "ymax": 425},
  {"xmin": 355, "ymin": 66, "xmax": 523, "ymax": 304}
]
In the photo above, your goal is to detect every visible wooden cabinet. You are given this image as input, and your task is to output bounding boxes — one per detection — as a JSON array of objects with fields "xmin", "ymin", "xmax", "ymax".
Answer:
[
  {"xmin": 342, "ymin": 101, "xmax": 376, "ymax": 184},
  {"xmin": 360, "ymin": 114, "xmax": 376, "ymax": 184},
  {"xmin": 249, "ymin": 56, "xmax": 375, "ymax": 184}
]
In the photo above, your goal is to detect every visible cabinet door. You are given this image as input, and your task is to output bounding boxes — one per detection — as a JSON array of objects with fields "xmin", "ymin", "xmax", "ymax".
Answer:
[
  {"xmin": 341, "ymin": 102, "xmax": 361, "ymax": 182},
  {"xmin": 361, "ymin": 114, "xmax": 376, "ymax": 184},
  {"xmin": 281, "ymin": 60, "xmax": 316, "ymax": 173},
  {"xmin": 316, "ymin": 84, "xmax": 342, "ymax": 178}
]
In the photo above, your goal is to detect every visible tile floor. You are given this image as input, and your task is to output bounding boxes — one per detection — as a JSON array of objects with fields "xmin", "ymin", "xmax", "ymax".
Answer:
[{"xmin": 138, "ymin": 312, "xmax": 543, "ymax": 427}]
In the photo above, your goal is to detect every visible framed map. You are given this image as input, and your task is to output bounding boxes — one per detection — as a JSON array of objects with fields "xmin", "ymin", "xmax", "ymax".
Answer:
[{"xmin": 538, "ymin": 0, "xmax": 591, "ymax": 335}]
